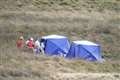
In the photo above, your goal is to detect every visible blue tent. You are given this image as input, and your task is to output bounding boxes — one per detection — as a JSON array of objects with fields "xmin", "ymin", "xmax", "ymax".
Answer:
[
  {"xmin": 40, "ymin": 35, "xmax": 70, "ymax": 56},
  {"xmin": 66, "ymin": 40, "xmax": 103, "ymax": 62}
]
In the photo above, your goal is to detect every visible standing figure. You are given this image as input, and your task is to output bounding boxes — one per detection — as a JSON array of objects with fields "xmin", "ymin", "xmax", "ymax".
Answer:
[
  {"xmin": 26, "ymin": 37, "xmax": 34, "ymax": 53},
  {"xmin": 34, "ymin": 39, "xmax": 41, "ymax": 55},
  {"xmin": 17, "ymin": 36, "xmax": 24, "ymax": 49}
]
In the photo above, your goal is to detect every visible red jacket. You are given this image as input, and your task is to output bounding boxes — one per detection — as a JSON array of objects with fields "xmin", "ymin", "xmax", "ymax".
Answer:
[
  {"xmin": 28, "ymin": 40, "xmax": 34, "ymax": 49},
  {"xmin": 17, "ymin": 39, "xmax": 24, "ymax": 48}
]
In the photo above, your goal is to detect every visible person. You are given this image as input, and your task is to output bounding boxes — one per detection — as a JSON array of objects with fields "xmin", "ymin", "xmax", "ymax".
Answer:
[
  {"xmin": 34, "ymin": 39, "xmax": 41, "ymax": 55},
  {"xmin": 17, "ymin": 36, "xmax": 24, "ymax": 49},
  {"xmin": 26, "ymin": 37, "xmax": 34, "ymax": 53}
]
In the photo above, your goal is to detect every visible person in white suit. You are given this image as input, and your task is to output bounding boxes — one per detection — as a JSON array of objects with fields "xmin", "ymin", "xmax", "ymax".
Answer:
[{"xmin": 34, "ymin": 39, "xmax": 41, "ymax": 55}]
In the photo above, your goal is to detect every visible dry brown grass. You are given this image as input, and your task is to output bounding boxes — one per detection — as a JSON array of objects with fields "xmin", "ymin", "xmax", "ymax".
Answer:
[
  {"xmin": 0, "ymin": 10, "xmax": 120, "ymax": 59},
  {"xmin": 0, "ymin": 0, "xmax": 120, "ymax": 79},
  {"xmin": 0, "ymin": 0, "xmax": 120, "ymax": 12},
  {"xmin": 0, "ymin": 45, "xmax": 120, "ymax": 80}
]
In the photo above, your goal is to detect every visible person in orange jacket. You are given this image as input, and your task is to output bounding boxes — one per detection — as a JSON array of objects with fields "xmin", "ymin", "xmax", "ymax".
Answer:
[{"xmin": 17, "ymin": 36, "xmax": 24, "ymax": 49}]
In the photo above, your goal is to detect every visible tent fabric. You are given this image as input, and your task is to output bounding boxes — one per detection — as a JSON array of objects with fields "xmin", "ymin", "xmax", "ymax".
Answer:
[
  {"xmin": 66, "ymin": 40, "xmax": 103, "ymax": 62},
  {"xmin": 42, "ymin": 35, "xmax": 66, "ymax": 39},
  {"xmin": 73, "ymin": 41, "xmax": 99, "ymax": 46},
  {"xmin": 40, "ymin": 35, "xmax": 70, "ymax": 56}
]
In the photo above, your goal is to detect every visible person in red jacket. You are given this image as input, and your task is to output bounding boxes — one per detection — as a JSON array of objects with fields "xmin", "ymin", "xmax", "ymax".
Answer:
[
  {"xmin": 26, "ymin": 37, "xmax": 34, "ymax": 53},
  {"xmin": 28, "ymin": 37, "xmax": 34, "ymax": 49},
  {"xmin": 17, "ymin": 36, "xmax": 24, "ymax": 49}
]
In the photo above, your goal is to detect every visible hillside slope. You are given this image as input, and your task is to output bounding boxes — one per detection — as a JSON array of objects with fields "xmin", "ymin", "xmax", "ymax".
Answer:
[
  {"xmin": 0, "ymin": 47, "xmax": 120, "ymax": 80},
  {"xmin": 0, "ymin": 0, "xmax": 120, "ymax": 80},
  {"xmin": 0, "ymin": 10, "xmax": 120, "ymax": 59},
  {"xmin": 0, "ymin": 0, "xmax": 120, "ymax": 12}
]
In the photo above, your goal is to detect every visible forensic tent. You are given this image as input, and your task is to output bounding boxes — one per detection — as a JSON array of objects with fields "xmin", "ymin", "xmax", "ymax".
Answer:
[
  {"xmin": 66, "ymin": 40, "xmax": 103, "ymax": 62},
  {"xmin": 40, "ymin": 35, "xmax": 70, "ymax": 56}
]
